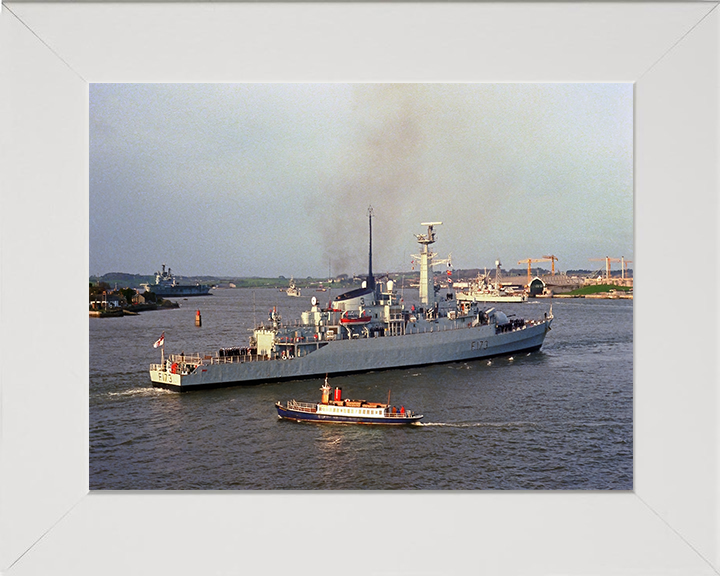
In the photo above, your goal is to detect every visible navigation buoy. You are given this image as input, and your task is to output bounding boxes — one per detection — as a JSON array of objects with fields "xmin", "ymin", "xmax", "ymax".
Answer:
[{"xmin": 195, "ymin": 310, "xmax": 202, "ymax": 327}]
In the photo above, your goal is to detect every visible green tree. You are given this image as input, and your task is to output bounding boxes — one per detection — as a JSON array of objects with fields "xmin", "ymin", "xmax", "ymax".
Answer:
[
  {"xmin": 119, "ymin": 287, "xmax": 136, "ymax": 304},
  {"xmin": 89, "ymin": 281, "xmax": 111, "ymax": 296}
]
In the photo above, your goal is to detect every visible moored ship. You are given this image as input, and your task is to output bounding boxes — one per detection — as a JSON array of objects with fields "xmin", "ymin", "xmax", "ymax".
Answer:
[
  {"xmin": 275, "ymin": 376, "xmax": 422, "ymax": 425},
  {"xmin": 286, "ymin": 278, "xmax": 301, "ymax": 297},
  {"xmin": 149, "ymin": 216, "xmax": 553, "ymax": 391},
  {"xmin": 142, "ymin": 264, "xmax": 211, "ymax": 297},
  {"xmin": 456, "ymin": 260, "xmax": 527, "ymax": 303}
]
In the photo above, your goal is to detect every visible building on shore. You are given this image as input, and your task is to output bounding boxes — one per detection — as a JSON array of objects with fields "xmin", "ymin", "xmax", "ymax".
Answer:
[{"xmin": 528, "ymin": 274, "xmax": 584, "ymax": 297}]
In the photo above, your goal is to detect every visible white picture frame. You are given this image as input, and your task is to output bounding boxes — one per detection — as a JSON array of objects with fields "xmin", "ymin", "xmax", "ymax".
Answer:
[{"xmin": 1, "ymin": 2, "xmax": 718, "ymax": 574}]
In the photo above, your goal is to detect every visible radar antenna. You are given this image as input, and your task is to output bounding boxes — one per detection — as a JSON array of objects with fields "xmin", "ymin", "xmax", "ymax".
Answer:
[
  {"xmin": 412, "ymin": 221, "xmax": 449, "ymax": 306},
  {"xmin": 367, "ymin": 206, "xmax": 375, "ymax": 290}
]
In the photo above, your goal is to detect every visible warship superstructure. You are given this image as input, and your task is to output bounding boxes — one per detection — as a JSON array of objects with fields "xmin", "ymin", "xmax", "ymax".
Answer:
[{"xmin": 150, "ymin": 215, "xmax": 553, "ymax": 391}]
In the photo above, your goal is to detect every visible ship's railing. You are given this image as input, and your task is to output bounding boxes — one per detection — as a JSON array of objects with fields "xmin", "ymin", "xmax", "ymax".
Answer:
[
  {"xmin": 158, "ymin": 353, "xmax": 275, "ymax": 369},
  {"xmin": 211, "ymin": 353, "xmax": 280, "ymax": 364},
  {"xmin": 494, "ymin": 319, "xmax": 530, "ymax": 334},
  {"xmin": 211, "ymin": 354, "xmax": 258, "ymax": 364},
  {"xmin": 287, "ymin": 400, "xmax": 316, "ymax": 413},
  {"xmin": 167, "ymin": 353, "xmax": 203, "ymax": 365}
]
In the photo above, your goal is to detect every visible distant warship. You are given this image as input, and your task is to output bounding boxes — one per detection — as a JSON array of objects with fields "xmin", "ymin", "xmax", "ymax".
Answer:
[
  {"xmin": 150, "ymin": 213, "xmax": 553, "ymax": 391},
  {"xmin": 142, "ymin": 264, "xmax": 211, "ymax": 297}
]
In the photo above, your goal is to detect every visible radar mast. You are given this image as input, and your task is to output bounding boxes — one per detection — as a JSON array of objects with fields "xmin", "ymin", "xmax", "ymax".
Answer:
[
  {"xmin": 413, "ymin": 222, "xmax": 450, "ymax": 306},
  {"xmin": 367, "ymin": 206, "xmax": 375, "ymax": 290}
]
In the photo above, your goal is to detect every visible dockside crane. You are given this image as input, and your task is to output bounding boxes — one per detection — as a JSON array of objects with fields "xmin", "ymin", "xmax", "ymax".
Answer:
[
  {"xmin": 590, "ymin": 257, "xmax": 612, "ymax": 280},
  {"xmin": 518, "ymin": 257, "xmax": 553, "ymax": 285},
  {"xmin": 590, "ymin": 256, "xmax": 631, "ymax": 281},
  {"xmin": 621, "ymin": 259, "xmax": 632, "ymax": 280},
  {"xmin": 543, "ymin": 255, "xmax": 559, "ymax": 275}
]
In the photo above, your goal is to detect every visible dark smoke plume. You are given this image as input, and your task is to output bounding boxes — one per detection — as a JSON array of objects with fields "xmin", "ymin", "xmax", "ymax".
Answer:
[{"xmin": 316, "ymin": 85, "xmax": 430, "ymax": 277}]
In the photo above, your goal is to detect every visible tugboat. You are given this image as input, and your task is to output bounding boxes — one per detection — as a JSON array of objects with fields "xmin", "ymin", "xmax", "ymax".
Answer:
[
  {"xmin": 150, "ymin": 211, "xmax": 553, "ymax": 391},
  {"xmin": 275, "ymin": 376, "xmax": 423, "ymax": 425}
]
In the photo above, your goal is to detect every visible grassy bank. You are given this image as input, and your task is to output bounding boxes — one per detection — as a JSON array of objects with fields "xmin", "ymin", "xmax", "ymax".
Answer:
[{"xmin": 566, "ymin": 284, "xmax": 633, "ymax": 296}]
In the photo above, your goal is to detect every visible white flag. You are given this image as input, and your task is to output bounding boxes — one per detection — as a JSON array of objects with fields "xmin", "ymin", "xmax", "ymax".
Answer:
[{"xmin": 153, "ymin": 333, "xmax": 165, "ymax": 348}]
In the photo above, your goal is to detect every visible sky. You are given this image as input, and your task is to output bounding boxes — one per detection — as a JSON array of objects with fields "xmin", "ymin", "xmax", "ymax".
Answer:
[{"xmin": 90, "ymin": 83, "xmax": 633, "ymax": 279}]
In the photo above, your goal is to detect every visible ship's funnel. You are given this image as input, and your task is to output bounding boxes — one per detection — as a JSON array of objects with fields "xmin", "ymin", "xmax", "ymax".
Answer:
[{"xmin": 321, "ymin": 376, "xmax": 331, "ymax": 404}]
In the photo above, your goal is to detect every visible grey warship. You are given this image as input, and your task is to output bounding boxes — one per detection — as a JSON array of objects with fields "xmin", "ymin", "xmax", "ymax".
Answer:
[
  {"xmin": 142, "ymin": 264, "xmax": 211, "ymax": 297},
  {"xmin": 150, "ymin": 215, "xmax": 553, "ymax": 391}
]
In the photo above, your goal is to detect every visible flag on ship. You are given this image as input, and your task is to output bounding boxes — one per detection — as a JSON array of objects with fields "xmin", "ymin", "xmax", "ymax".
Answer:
[{"xmin": 153, "ymin": 333, "xmax": 165, "ymax": 348}]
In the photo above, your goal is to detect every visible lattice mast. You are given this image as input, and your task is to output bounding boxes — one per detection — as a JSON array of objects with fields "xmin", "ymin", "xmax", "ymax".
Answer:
[{"xmin": 367, "ymin": 206, "xmax": 375, "ymax": 290}]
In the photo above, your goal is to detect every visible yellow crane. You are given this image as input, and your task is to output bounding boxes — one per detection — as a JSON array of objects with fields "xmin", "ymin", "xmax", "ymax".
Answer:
[
  {"xmin": 542, "ymin": 255, "xmax": 559, "ymax": 275},
  {"xmin": 518, "ymin": 257, "xmax": 552, "ymax": 285}
]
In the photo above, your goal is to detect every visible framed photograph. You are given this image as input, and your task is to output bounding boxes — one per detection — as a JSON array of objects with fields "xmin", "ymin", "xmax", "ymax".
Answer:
[{"xmin": 1, "ymin": 2, "xmax": 718, "ymax": 574}]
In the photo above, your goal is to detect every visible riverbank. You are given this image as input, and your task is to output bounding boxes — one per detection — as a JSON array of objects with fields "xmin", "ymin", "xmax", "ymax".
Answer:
[
  {"xmin": 89, "ymin": 299, "xmax": 179, "ymax": 317},
  {"xmin": 541, "ymin": 292, "xmax": 633, "ymax": 299}
]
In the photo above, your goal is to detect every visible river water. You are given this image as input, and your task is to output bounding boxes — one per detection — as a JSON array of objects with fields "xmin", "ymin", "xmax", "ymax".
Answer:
[{"xmin": 90, "ymin": 288, "xmax": 632, "ymax": 490}]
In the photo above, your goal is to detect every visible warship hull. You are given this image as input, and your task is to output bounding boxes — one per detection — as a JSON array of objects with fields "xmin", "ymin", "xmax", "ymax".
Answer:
[
  {"xmin": 149, "ymin": 218, "xmax": 553, "ymax": 392},
  {"xmin": 150, "ymin": 318, "xmax": 550, "ymax": 391},
  {"xmin": 149, "ymin": 284, "xmax": 211, "ymax": 297}
]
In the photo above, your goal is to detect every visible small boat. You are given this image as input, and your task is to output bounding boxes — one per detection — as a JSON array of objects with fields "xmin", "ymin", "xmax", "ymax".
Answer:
[
  {"xmin": 275, "ymin": 377, "xmax": 423, "ymax": 425},
  {"xmin": 286, "ymin": 277, "xmax": 301, "ymax": 297},
  {"xmin": 339, "ymin": 310, "xmax": 372, "ymax": 325}
]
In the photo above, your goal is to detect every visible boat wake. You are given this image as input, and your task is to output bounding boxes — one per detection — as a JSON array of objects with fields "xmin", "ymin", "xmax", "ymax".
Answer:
[
  {"xmin": 415, "ymin": 421, "xmax": 539, "ymax": 428},
  {"xmin": 107, "ymin": 387, "xmax": 173, "ymax": 398}
]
